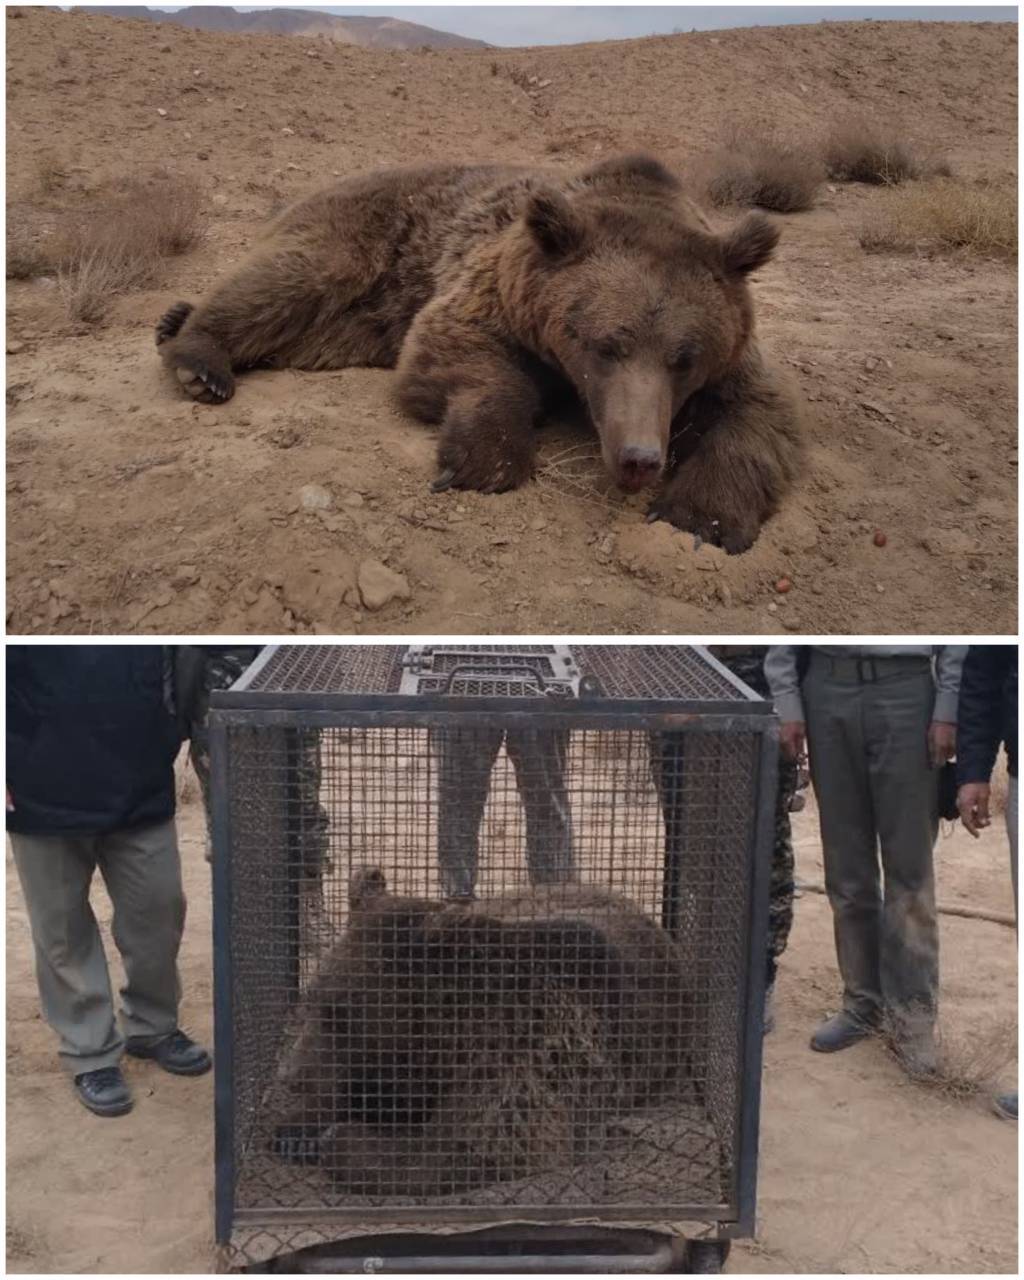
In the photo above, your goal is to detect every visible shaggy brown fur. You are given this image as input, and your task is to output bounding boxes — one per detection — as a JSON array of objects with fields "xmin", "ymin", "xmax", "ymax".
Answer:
[
  {"xmin": 157, "ymin": 154, "xmax": 803, "ymax": 551},
  {"xmin": 272, "ymin": 867, "xmax": 692, "ymax": 1197}
]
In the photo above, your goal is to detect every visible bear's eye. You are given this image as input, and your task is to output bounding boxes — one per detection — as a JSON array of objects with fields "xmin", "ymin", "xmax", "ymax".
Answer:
[
  {"xmin": 595, "ymin": 339, "xmax": 624, "ymax": 362},
  {"xmin": 671, "ymin": 346, "xmax": 697, "ymax": 372}
]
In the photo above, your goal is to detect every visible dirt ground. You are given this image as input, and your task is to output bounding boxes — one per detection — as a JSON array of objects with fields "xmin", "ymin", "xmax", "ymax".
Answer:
[
  {"xmin": 5, "ymin": 776, "xmax": 1018, "ymax": 1275},
  {"xmin": 5, "ymin": 9, "xmax": 1018, "ymax": 635}
]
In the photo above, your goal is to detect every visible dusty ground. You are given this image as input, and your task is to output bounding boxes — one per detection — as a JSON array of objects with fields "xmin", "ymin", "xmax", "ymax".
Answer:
[
  {"xmin": 5, "ymin": 9, "xmax": 1018, "ymax": 635},
  {"xmin": 6, "ymin": 776, "xmax": 1018, "ymax": 1274}
]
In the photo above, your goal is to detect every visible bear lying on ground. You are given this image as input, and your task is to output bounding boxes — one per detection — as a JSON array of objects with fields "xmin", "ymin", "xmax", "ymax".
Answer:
[
  {"xmin": 157, "ymin": 154, "xmax": 803, "ymax": 552},
  {"xmin": 271, "ymin": 867, "xmax": 692, "ymax": 1197}
]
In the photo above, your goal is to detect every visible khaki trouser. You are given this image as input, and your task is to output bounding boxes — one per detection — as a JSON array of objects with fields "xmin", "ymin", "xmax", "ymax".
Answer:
[
  {"xmin": 9, "ymin": 819, "xmax": 185, "ymax": 1074},
  {"xmin": 803, "ymin": 653, "xmax": 940, "ymax": 1035}
]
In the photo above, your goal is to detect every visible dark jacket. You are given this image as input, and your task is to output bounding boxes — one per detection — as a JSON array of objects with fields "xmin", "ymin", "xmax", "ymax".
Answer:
[
  {"xmin": 6, "ymin": 646, "xmax": 185, "ymax": 836},
  {"xmin": 956, "ymin": 645, "xmax": 1018, "ymax": 785}
]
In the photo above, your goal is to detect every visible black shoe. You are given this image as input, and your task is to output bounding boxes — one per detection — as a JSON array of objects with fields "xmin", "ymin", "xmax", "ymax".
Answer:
[
  {"xmin": 810, "ymin": 1011, "xmax": 876, "ymax": 1053},
  {"xmin": 74, "ymin": 1066, "xmax": 134, "ymax": 1117},
  {"xmin": 126, "ymin": 1029, "xmax": 212, "ymax": 1076}
]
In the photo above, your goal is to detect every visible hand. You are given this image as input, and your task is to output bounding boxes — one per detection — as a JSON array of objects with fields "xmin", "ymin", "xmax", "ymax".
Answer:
[
  {"xmin": 957, "ymin": 782, "xmax": 991, "ymax": 838},
  {"xmin": 779, "ymin": 721, "xmax": 806, "ymax": 763},
  {"xmin": 928, "ymin": 720, "xmax": 957, "ymax": 768}
]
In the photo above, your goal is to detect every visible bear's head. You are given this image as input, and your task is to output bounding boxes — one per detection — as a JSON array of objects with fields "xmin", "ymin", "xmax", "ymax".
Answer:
[{"xmin": 514, "ymin": 174, "xmax": 779, "ymax": 493}]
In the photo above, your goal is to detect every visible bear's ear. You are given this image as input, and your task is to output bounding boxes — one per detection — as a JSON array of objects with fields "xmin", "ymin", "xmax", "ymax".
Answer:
[
  {"xmin": 720, "ymin": 213, "xmax": 780, "ymax": 275},
  {"xmin": 525, "ymin": 188, "xmax": 586, "ymax": 259}
]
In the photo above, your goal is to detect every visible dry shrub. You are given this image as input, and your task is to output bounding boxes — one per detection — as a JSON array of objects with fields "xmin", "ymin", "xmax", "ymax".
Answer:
[
  {"xmin": 922, "ymin": 1022, "xmax": 1018, "ymax": 1103},
  {"xmin": 55, "ymin": 171, "xmax": 205, "ymax": 324},
  {"xmin": 34, "ymin": 149, "xmax": 67, "ymax": 197},
  {"xmin": 824, "ymin": 118, "xmax": 946, "ymax": 185},
  {"xmin": 694, "ymin": 125, "xmax": 825, "ymax": 213},
  {"xmin": 859, "ymin": 177, "xmax": 1016, "ymax": 259}
]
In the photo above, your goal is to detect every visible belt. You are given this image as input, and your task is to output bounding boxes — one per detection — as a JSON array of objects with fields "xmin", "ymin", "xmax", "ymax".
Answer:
[{"xmin": 811, "ymin": 652, "xmax": 932, "ymax": 683}]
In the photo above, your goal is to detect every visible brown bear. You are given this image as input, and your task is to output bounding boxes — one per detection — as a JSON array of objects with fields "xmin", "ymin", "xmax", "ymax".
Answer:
[
  {"xmin": 157, "ymin": 154, "xmax": 803, "ymax": 552},
  {"xmin": 271, "ymin": 867, "xmax": 692, "ymax": 1197}
]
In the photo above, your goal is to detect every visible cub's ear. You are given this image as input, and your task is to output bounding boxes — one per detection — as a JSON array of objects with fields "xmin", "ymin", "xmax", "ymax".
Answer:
[
  {"xmin": 525, "ymin": 187, "xmax": 586, "ymax": 259},
  {"xmin": 720, "ymin": 213, "xmax": 780, "ymax": 275}
]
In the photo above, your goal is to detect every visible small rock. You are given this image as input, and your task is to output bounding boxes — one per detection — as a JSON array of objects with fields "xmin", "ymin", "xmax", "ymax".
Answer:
[
  {"xmin": 775, "ymin": 577, "xmax": 792, "ymax": 594},
  {"xmin": 299, "ymin": 483, "xmax": 332, "ymax": 512},
  {"xmin": 358, "ymin": 559, "xmax": 411, "ymax": 611},
  {"xmin": 530, "ymin": 516, "xmax": 547, "ymax": 532},
  {"xmin": 873, "ymin": 530, "xmax": 887, "ymax": 547},
  {"xmin": 716, "ymin": 581, "xmax": 732, "ymax": 608},
  {"xmin": 936, "ymin": 328, "xmax": 955, "ymax": 341},
  {"xmin": 211, "ymin": 193, "xmax": 228, "ymax": 208},
  {"xmin": 281, "ymin": 126, "xmax": 295, "ymax": 136},
  {"xmin": 6, "ymin": 340, "xmax": 25, "ymax": 354},
  {"xmin": 876, "ymin": 583, "xmax": 885, "ymax": 593},
  {"xmin": 342, "ymin": 491, "xmax": 364, "ymax": 508},
  {"xmin": 782, "ymin": 615, "xmax": 801, "ymax": 631},
  {"xmin": 767, "ymin": 602, "xmax": 778, "ymax": 614},
  {"xmin": 156, "ymin": 108, "xmax": 168, "ymax": 118}
]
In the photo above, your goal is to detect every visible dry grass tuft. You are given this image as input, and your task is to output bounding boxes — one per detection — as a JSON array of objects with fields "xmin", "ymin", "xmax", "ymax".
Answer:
[
  {"xmin": 55, "ymin": 171, "xmax": 206, "ymax": 324},
  {"xmin": 823, "ymin": 119, "xmax": 947, "ymax": 185},
  {"xmin": 535, "ymin": 443, "xmax": 618, "ymax": 511},
  {"xmin": 922, "ymin": 1022, "xmax": 1018, "ymax": 1103},
  {"xmin": 695, "ymin": 126, "xmax": 825, "ymax": 213},
  {"xmin": 859, "ymin": 177, "xmax": 1017, "ymax": 259}
]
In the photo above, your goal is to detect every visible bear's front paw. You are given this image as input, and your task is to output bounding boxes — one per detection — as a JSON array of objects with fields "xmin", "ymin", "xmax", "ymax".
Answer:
[
  {"xmin": 432, "ymin": 423, "xmax": 535, "ymax": 495},
  {"xmin": 648, "ymin": 492, "xmax": 761, "ymax": 556}
]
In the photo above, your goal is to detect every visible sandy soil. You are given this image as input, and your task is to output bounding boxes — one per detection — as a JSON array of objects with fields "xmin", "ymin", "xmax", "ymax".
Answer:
[
  {"xmin": 5, "ymin": 9, "xmax": 1018, "ymax": 636},
  {"xmin": 6, "ymin": 778, "xmax": 1018, "ymax": 1274}
]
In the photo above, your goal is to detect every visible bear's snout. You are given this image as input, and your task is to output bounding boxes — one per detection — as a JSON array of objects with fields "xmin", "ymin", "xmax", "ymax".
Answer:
[{"xmin": 615, "ymin": 444, "xmax": 664, "ymax": 493}]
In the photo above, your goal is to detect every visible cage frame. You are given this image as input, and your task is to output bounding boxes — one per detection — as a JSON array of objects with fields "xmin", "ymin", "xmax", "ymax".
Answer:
[{"xmin": 209, "ymin": 644, "xmax": 777, "ymax": 1255}]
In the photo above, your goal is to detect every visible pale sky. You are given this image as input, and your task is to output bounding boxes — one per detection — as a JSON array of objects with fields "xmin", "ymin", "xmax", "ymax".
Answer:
[{"xmin": 131, "ymin": 5, "xmax": 1019, "ymax": 47}]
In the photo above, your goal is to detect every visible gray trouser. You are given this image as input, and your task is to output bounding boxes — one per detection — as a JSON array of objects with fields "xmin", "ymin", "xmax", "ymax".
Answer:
[
  {"xmin": 1008, "ymin": 775, "xmax": 1018, "ymax": 925},
  {"xmin": 9, "ymin": 819, "xmax": 185, "ymax": 1074},
  {"xmin": 429, "ymin": 728, "xmax": 575, "ymax": 898},
  {"xmin": 804, "ymin": 654, "xmax": 939, "ymax": 1032}
]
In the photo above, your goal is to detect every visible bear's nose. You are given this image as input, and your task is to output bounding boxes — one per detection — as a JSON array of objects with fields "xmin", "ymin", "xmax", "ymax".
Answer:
[{"xmin": 617, "ymin": 445, "xmax": 663, "ymax": 492}]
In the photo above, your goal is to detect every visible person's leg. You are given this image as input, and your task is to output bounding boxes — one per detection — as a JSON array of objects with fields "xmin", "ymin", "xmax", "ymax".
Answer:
[
  {"xmin": 506, "ymin": 728, "xmax": 576, "ymax": 885},
  {"xmin": 764, "ymin": 752, "xmax": 798, "ymax": 1032},
  {"xmin": 995, "ymin": 774, "xmax": 1017, "ymax": 1119},
  {"xmin": 428, "ymin": 727, "xmax": 503, "ymax": 898},
  {"xmin": 804, "ymin": 658, "xmax": 884, "ymax": 1042},
  {"xmin": 98, "ymin": 819, "xmax": 185, "ymax": 1043},
  {"xmin": 1007, "ymin": 774, "xmax": 1018, "ymax": 925},
  {"xmin": 9, "ymin": 832, "xmax": 124, "ymax": 1073},
  {"xmin": 863, "ymin": 667, "xmax": 940, "ymax": 1072}
]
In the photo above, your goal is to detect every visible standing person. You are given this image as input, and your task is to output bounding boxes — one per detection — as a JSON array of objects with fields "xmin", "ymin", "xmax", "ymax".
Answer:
[
  {"xmin": 6, "ymin": 646, "xmax": 211, "ymax": 1118},
  {"xmin": 765, "ymin": 645, "xmax": 966, "ymax": 1076},
  {"xmin": 183, "ymin": 645, "xmax": 330, "ymax": 879},
  {"xmin": 429, "ymin": 726, "xmax": 575, "ymax": 899},
  {"xmin": 955, "ymin": 644, "xmax": 1017, "ymax": 1122},
  {"xmin": 709, "ymin": 646, "xmax": 798, "ymax": 1032}
]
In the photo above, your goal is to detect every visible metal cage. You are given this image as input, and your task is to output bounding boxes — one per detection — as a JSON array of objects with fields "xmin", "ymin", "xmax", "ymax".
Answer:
[{"xmin": 209, "ymin": 645, "xmax": 777, "ymax": 1269}]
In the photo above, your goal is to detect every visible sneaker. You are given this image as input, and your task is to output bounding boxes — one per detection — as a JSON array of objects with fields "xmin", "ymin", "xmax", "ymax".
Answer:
[
  {"xmin": 810, "ymin": 1010, "xmax": 876, "ymax": 1053},
  {"xmin": 993, "ymin": 1091, "xmax": 1018, "ymax": 1122},
  {"xmin": 74, "ymin": 1065, "xmax": 134, "ymax": 1117},
  {"xmin": 125, "ymin": 1029, "xmax": 212, "ymax": 1077}
]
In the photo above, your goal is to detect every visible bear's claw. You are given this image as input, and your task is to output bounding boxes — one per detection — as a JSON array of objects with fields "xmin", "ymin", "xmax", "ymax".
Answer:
[
  {"xmin": 431, "ymin": 468, "xmax": 457, "ymax": 493},
  {"xmin": 174, "ymin": 363, "xmax": 232, "ymax": 404}
]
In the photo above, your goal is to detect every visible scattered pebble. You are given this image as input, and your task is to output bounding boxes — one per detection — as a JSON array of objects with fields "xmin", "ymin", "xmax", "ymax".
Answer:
[
  {"xmin": 281, "ymin": 127, "xmax": 295, "ymax": 135},
  {"xmin": 358, "ymin": 558, "xmax": 411, "ymax": 611},
  {"xmin": 775, "ymin": 577, "xmax": 792, "ymax": 594},
  {"xmin": 873, "ymin": 530, "xmax": 887, "ymax": 547},
  {"xmin": 299, "ymin": 483, "xmax": 332, "ymax": 511},
  {"xmin": 156, "ymin": 107, "xmax": 168, "ymax": 117},
  {"xmin": 530, "ymin": 516, "xmax": 547, "ymax": 532}
]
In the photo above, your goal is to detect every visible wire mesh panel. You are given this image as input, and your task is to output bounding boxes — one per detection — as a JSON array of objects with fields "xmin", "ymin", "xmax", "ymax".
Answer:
[{"xmin": 211, "ymin": 646, "xmax": 775, "ymax": 1267}]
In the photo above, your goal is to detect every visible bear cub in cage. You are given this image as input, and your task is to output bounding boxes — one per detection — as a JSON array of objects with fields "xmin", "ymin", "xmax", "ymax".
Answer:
[{"xmin": 272, "ymin": 867, "xmax": 692, "ymax": 1197}]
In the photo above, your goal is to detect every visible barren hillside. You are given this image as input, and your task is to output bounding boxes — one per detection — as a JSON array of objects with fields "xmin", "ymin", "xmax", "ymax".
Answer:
[
  {"xmin": 5, "ymin": 7, "xmax": 1018, "ymax": 635},
  {"xmin": 75, "ymin": 6, "xmax": 490, "ymax": 50}
]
